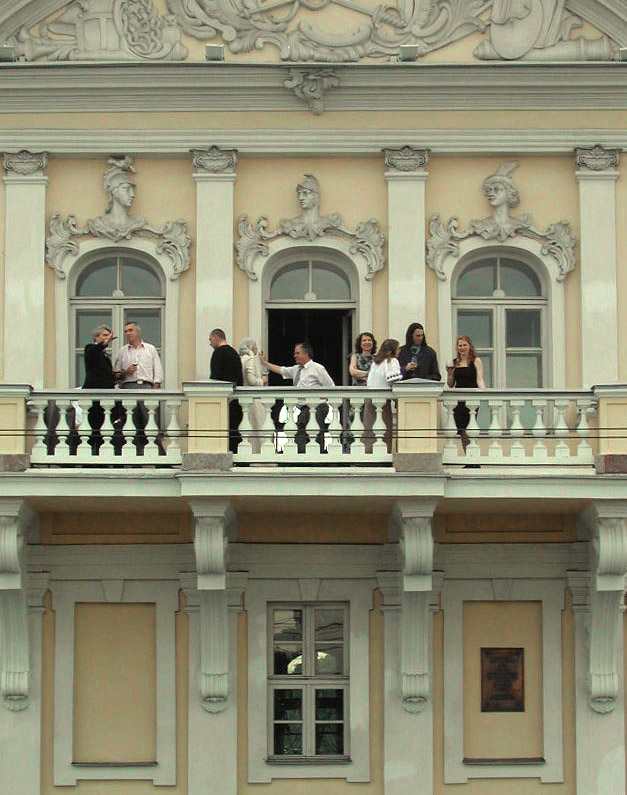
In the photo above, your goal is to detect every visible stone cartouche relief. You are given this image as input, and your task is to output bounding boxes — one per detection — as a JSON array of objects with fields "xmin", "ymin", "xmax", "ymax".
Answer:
[
  {"xmin": 3, "ymin": 150, "xmax": 49, "ymax": 177},
  {"xmin": 474, "ymin": 0, "xmax": 614, "ymax": 61},
  {"xmin": 575, "ymin": 144, "xmax": 621, "ymax": 172},
  {"xmin": 12, "ymin": 0, "xmax": 187, "ymax": 62},
  {"xmin": 383, "ymin": 146, "xmax": 429, "ymax": 172},
  {"xmin": 427, "ymin": 161, "xmax": 576, "ymax": 282},
  {"xmin": 46, "ymin": 156, "xmax": 191, "ymax": 279},
  {"xmin": 237, "ymin": 173, "xmax": 384, "ymax": 280},
  {"xmin": 191, "ymin": 146, "xmax": 238, "ymax": 174}
]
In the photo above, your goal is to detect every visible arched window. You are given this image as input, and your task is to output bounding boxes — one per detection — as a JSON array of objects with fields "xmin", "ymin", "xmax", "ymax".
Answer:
[
  {"xmin": 70, "ymin": 252, "xmax": 165, "ymax": 386},
  {"xmin": 453, "ymin": 254, "xmax": 547, "ymax": 388},
  {"xmin": 269, "ymin": 259, "xmax": 352, "ymax": 302}
]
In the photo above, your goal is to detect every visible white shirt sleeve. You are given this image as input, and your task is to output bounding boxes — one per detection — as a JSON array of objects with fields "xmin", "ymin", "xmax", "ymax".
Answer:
[{"xmin": 385, "ymin": 359, "xmax": 402, "ymax": 384}]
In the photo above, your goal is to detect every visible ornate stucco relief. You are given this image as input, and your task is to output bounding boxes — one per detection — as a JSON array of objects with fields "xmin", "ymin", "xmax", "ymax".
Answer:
[
  {"xmin": 575, "ymin": 144, "xmax": 621, "ymax": 171},
  {"xmin": 383, "ymin": 146, "xmax": 429, "ymax": 172},
  {"xmin": 46, "ymin": 156, "xmax": 191, "ymax": 279},
  {"xmin": 237, "ymin": 173, "xmax": 384, "ymax": 280},
  {"xmin": 12, "ymin": 0, "xmax": 187, "ymax": 62},
  {"xmin": 283, "ymin": 68, "xmax": 339, "ymax": 115},
  {"xmin": 427, "ymin": 161, "xmax": 576, "ymax": 282},
  {"xmin": 3, "ymin": 149, "xmax": 49, "ymax": 176},
  {"xmin": 191, "ymin": 146, "xmax": 238, "ymax": 173},
  {"xmin": 474, "ymin": 0, "xmax": 615, "ymax": 61}
]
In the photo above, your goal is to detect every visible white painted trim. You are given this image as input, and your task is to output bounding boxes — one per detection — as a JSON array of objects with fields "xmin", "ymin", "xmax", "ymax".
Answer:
[
  {"xmin": 50, "ymin": 579, "xmax": 178, "ymax": 786},
  {"xmin": 1, "ymin": 129, "xmax": 626, "ymax": 155},
  {"xmin": 442, "ymin": 578, "xmax": 565, "ymax": 783},
  {"xmin": 249, "ymin": 241, "xmax": 371, "ymax": 355},
  {"xmin": 52, "ymin": 238, "xmax": 181, "ymax": 389},
  {"xmin": 435, "ymin": 239, "xmax": 567, "ymax": 388},
  {"xmin": 246, "ymin": 576, "xmax": 373, "ymax": 783}
]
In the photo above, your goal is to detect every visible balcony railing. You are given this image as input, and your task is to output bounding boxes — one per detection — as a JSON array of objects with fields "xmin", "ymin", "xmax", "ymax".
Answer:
[{"xmin": 0, "ymin": 382, "xmax": 620, "ymax": 471}]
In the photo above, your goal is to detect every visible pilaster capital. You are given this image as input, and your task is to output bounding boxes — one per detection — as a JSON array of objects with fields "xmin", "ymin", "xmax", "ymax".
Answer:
[
  {"xmin": 383, "ymin": 146, "xmax": 429, "ymax": 173},
  {"xmin": 191, "ymin": 146, "xmax": 238, "ymax": 174},
  {"xmin": 3, "ymin": 150, "xmax": 49, "ymax": 177},
  {"xmin": 574, "ymin": 145, "xmax": 621, "ymax": 172}
]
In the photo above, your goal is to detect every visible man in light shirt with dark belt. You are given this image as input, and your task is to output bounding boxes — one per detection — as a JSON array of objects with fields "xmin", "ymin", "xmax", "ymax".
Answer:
[{"xmin": 114, "ymin": 321, "xmax": 164, "ymax": 454}]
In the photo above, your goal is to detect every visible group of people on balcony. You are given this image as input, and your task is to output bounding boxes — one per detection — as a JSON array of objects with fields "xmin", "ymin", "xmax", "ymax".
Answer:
[{"xmin": 81, "ymin": 318, "xmax": 485, "ymax": 456}]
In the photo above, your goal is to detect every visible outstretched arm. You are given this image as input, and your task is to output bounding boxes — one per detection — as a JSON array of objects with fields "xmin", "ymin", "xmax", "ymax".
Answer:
[{"xmin": 259, "ymin": 351, "xmax": 283, "ymax": 376}]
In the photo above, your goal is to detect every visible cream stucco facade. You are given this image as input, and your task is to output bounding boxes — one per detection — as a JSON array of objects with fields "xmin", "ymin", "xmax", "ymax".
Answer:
[{"xmin": 0, "ymin": 1, "xmax": 626, "ymax": 794}]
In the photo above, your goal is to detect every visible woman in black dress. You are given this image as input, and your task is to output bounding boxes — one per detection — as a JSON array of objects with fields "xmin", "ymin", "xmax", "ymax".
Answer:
[
  {"xmin": 445, "ymin": 335, "xmax": 486, "ymax": 454},
  {"xmin": 83, "ymin": 325, "xmax": 116, "ymax": 452},
  {"xmin": 398, "ymin": 322, "xmax": 441, "ymax": 381}
]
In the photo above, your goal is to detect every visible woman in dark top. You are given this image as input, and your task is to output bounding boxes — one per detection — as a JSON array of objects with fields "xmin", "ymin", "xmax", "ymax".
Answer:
[
  {"xmin": 445, "ymin": 335, "xmax": 486, "ymax": 455},
  {"xmin": 83, "ymin": 325, "xmax": 116, "ymax": 388},
  {"xmin": 398, "ymin": 322, "xmax": 441, "ymax": 381},
  {"xmin": 349, "ymin": 332, "xmax": 376, "ymax": 385}
]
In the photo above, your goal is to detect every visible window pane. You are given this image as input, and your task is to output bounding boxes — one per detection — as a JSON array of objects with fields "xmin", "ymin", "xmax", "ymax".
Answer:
[
  {"xmin": 76, "ymin": 311, "xmax": 113, "ymax": 348},
  {"xmin": 273, "ymin": 645, "xmax": 303, "ymax": 675},
  {"xmin": 121, "ymin": 259, "xmax": 162, "ymax": 297},
  {"xmin": 500, "ymin": 259, "xmax": 542, "ymax": 297},
  {"xmin": 274, "ymin": 724, "xmax": 302, "ymax": 755},
  {"xmin": 457, "ymin": 311, "xmax": 493, "ymax": 349},
  {"xmin": 124, "ymin": 310, "xmax": 161, "ymax": 349},
  {"xmin": 75, "ymin": 259, "xmax": 117, "ymax": 296},
  {"xmin": 270, "ymin": 263, "xmax": 309, "ymax": 300},
  {"xmin": 506, "ymin": 310, "xmax": 541, "ymax": 348},
  {"xmin": 316, "ymin": 689, "xmax": 343, "ymax": 721},
  {"xmin": 273, "ymin": 610, "xmax": 302, "ymax": 642},
  {"xmin": 315, "ymin": 609, "xmax": 343, "ymax": 642},
  {"xmin": 506, "ymin": 354, "xmax": 542, "ymax": 388},
  {"xmin": 456, "ymin": 260, "xmax": 496, "ymax": 296},
  {"xmin": 315, "ymin": 646, "xmax": 343, "ymax": 675},
  {"xmin": 274, "ymin": 689, "xmax": 302, "ymax": 720},
  {"xmin": 315, "ymin": 724, "xmax": 343, "ymax": 755},
  {"xmin": 311, "ymin": 264, "xmax": 351, "ymax": 300},
  {"xmin": 479, "ymin": 353, "xmax": 492, "ymax": 388},
  {"xmin": 75, "ymin": 354, "xmax": 86, "ymax": 388}
]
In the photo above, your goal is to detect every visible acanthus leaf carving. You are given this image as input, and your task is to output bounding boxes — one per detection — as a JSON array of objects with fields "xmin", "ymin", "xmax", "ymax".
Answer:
[
  {"xmin": 237, "ymin": 173, "xmax": 384, "ymax": 280},
  {"xmin": 46, "ymin": 156, "xmax": 191, "ymax": 280},
  {"xmin": 13, "ymin": 0, "xmax": 187, "ymax": 62},
  {"xmin": 166, "ymin": 0, "xmax": 489, "ymax": 63},
  {"xmin": 283, "ymin": 68, "xmax": 339, "ymax": 115},
  {"xmin": 427, "ymin": 161, "xmax": 576, "ymax": 282}
]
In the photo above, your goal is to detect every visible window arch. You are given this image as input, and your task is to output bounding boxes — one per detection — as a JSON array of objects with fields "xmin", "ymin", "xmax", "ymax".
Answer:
[
  {"xmin": 452, "ymin": 252, "xmax": 547, "ymax": 388},
  {"xmin": 269, "ymin": 259, "xmax": 353, "ymax": 302},
  {"xmin": 70, "ymin": 251, "xmax": 165, "ymax": 387}
]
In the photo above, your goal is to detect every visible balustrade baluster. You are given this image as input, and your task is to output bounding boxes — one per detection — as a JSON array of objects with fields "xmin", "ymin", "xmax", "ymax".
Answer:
[
  {"xmin": 283, "ymin": 397, "xmax": 301, "ymax": 456},
  {"xmin": 531, "ymin": 399, "xmax": 549, "ymax": 461},
  {"xmin": 237, "ymin": 396, "xmax": 254, "ymax": 458},
  {"xmin": 260, "ymin": 398, "xmax": 277, "ymax": 456},
  {"xmin": 351, "ymin": 395, "xmax": 368, "ymax": 457},
  {"xmin": 554, "ymin": 399, "xmax": 570, "ymax": 459},
  {"xmin": 465, "ymin": 399, "xmax": 481, "ymax": 461},
  {"xmin": 28, "ymin": 399, "xmax": 48, "ymax": 461},
  {"xmin": 487, "ymin": 400, "xmax": 504, "ymax": 461},
  {"xmin": 56, "ymin": 399, "xmax": 76, "ymax": 462},
  {"xmin": 442, "ymin": 399, "xmax": 459, "ymax": 460},
  {"xmin": 165, "ymin": 400, "xmax": 182, "ymax": 459},
  {"xmin": 143, "ymin": 399, "xmax": 161, "ymax": 461},
  {"xmin": 575, "ymin": 399, "xmax": 594, "ymax": 463},
  {"xmin": 96, "ymin": 398, "xmax": 117, "ymax": 463},
  {"xmin": 325, "ymin": 398, "xmax": 343, "ymax": 460},
  {"xmin": 508, "ymin": 399, "xmax": 526, "ymax": 460},
  {"xmin": 371, "ymin": 396, "xmax": 389, "ymax": 457}
]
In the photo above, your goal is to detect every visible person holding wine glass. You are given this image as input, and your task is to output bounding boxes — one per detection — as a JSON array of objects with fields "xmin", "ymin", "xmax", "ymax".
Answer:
[{"xmin": 446, "ymin": 335, "xmax": 486, "ymax": 460}]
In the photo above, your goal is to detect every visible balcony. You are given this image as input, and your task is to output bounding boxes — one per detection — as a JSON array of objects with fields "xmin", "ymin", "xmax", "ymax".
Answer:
[{"xmin": 0, "ymin": 382, "xmax": 624, "ymax": 475}]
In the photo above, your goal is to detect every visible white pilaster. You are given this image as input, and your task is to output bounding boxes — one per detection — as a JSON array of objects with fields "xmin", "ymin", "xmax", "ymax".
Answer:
[
  {"xmin": 191, "ymin": 148, "xmax": 237, "ymax": 379},
  {"xmin": 575, "ymin": 146, "xmax": 621, "ymax": 387},
  {"xmin": 570, "ymin": 501, "xmax": 627, "ymax": 795},
  {"xmin": 384, "ymin": 147, "xmax": 429, "ymax": 342},
  {"xmin": 378, "ymin": 498, "xmax": 438, "ymax": 795},
  {"xmin": 3, "ymin": 151, "xmax": 48, "ymax": 388}
]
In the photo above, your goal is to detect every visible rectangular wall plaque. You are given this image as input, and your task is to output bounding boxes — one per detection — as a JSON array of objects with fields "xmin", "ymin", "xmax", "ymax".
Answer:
[{"xmin": 481, "ymin": 647, "xmax": 524, "ymax": 712}]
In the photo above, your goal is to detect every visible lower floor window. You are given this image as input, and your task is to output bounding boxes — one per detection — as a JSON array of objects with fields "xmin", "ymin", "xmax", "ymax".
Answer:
[{"xmin": 269, "ymin": 604, "xmax": 349, "ymax": 760}]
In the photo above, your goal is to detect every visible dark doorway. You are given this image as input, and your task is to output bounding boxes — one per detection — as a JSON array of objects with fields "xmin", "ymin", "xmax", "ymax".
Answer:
[{"xmin": 267, "ymin": 308, "xmax": 352, "ymax": 386}]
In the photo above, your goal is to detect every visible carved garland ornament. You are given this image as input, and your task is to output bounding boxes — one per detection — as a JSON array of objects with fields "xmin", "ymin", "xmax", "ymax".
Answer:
[
  {"xmin": 237, "ymin": 173, "xmax": 384, "ymax": 280},
  {"xmin": 284, "ymin": 68, "xmax": 340, "ymax": 114},
  {"xmin": 46, "ymin": 156, "xmax": 191, "ymax": 280},
  {"xmin": 427, "ymin": 161, "xmax": 576, "ymax": 282}
]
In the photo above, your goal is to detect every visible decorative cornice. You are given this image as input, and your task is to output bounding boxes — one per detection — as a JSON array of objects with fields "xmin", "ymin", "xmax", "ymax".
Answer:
[
  {"xmin": 0, "ymin": 130, "xmax": 626, "ymax": 156},
  {"xmin": 0, "ymin": 63, "xmax": 625, "ymax": 113},
  {"xmin": 283, "ymin": 68, "xmax": 340, "ymax": 115},
  {"xmin": 383, "ymin": 146, "xmax": 429, "ymax": 172},
  {"xmin": 575, "ymin": 144, "xmax": 621, "ymax": 171},
  {"xmin": 191, "ymin": 146, "xmax": 238, "ymax": 174},
  {"xmin": 3, "ymin": 149, "xmax": 48, "ymax": 176}
]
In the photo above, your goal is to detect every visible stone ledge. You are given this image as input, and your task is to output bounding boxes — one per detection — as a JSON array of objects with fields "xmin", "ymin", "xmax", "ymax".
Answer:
[
  {"xmin": 0, "ymin": 454, "xmax": 30, "ymax": 472},
  {"xmin": 393, "ymin": 453, "xmax": 444, "ymax": 474},
  {"xmin": 595, "ymin": 455, "xmax": 627, "ymax": 474},
  {"xmin": 181, "ymin": 453, "xmax": 233, "ymax": 472}
]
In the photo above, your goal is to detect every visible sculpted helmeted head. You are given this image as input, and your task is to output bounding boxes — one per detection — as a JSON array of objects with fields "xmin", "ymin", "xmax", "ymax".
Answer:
[
  {"xmin": 482, "ymin": 161, "xmax": 520, "ymax": 209},
  {"xmin": 103, "ymin": 156, "xmax": 137, "ymax": 212},
  {"xmin": 297, "ymin": 173, "xmax": 320, "ymax": 210}
]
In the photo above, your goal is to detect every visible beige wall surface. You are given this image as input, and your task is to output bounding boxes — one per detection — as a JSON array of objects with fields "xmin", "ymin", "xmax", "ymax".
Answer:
[
  {"xmin": 426, "ymin": 154, "xmax": 582, "ymax": 386},
  {"xmin": 3, "ymin": 110, "xmax": 625, "ymax": 132},
  {"xmin": 433, "ymin": 590, "xmax": 576, "ymax": 794},
  {"xmin": 237, "ymin": 512, "xmax": 388, "ymax": 543},
  {"xmin": 0, "ymin": 174, "xmax": 4, "ymax": 379},
  {"xmin": 237, "ymin": 590, "xmax": 384, "ymax": 793},
  {"xmin": 45, "ymin": 156, "xmax": 197, "ymax": 385},
  {"xmin": 41, "ymin": 591, "xmax": 189, "ymax": 794},
  {"xmin": 233, "ymin": 156, "xmax": 388, "ymax": 345}
]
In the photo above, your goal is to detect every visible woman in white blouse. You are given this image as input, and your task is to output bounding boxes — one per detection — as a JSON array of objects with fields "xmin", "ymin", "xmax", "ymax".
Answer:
[
  {"xmin": 366, "ymin": 338, "xmax": 402, "ymax": 451},
  {"xmin": 239, "ymin": 338, "xmax": 267, "ymax": 453}
]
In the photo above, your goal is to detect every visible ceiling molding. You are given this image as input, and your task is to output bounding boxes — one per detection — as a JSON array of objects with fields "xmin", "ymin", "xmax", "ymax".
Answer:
[
  {"xmin": 0, "ymin": 62, "xmax": 624, "ymax": 114},
  {"xmin": 1, "ymin": 128, "xmax": 626, "ymax": 156}
]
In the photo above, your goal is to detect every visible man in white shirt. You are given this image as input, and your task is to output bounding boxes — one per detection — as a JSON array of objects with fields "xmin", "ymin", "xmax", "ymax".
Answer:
[
  {"xmin": 114, "ymin": 321, "xmax": 163, "ymax": 389},
  {"xmin": 113, "ymin": 321, "xmax": 164, "ymax": 454},
  {"xmin": 260, "ymin": 343, "xmax": 334, "ymax": 452}
]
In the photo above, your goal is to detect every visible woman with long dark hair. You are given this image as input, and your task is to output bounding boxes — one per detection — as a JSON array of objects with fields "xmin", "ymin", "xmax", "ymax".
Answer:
[
  {"xmin": 349, "ymin": 332, "xmax": 377, "ymax": 384},
  {"xmin": 398, "ymin": 322, "xmax": 441, "ymax": 381},
  {"xmin": 445, "ymin": 335, "xmax": 486, "ymax": 455}
]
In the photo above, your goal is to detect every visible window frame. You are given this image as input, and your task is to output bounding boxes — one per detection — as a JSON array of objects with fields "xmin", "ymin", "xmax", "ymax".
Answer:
[{"xmin": 267, "ymin": 602, "xmax": 350, "ymax": 762}]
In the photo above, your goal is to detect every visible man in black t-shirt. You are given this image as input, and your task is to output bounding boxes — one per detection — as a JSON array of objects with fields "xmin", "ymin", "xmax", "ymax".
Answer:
[{"xmin": 209, "ymin": 328, "xmax": 244, "ymax": 453}]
